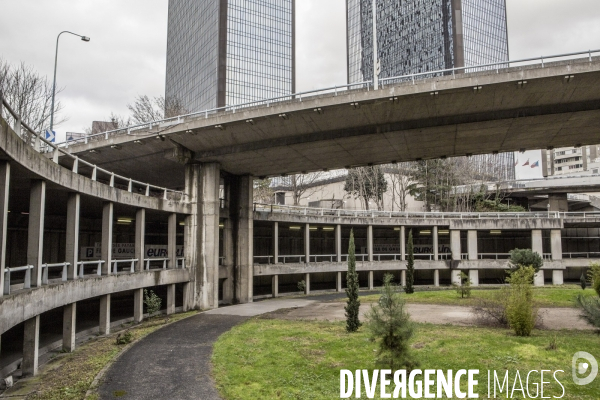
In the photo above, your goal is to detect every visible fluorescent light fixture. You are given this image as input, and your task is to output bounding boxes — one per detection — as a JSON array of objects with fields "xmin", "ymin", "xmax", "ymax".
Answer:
[
  {"xmin": 309, "ymin": 227, "xmax": 318, "ymax": 231},
  {"xmin": 322, "ymin": 227, "xmax": 335, "ymax": 231},
  {"xmin": 394, "ymin": 227, "xmax": 401, "ymax": 231},
  {"xmin": 110, "ymin": 144, "xmax": 122, "ymax": 150},
  {"xmin": 420, "ymin": 230, "xmax": 432, "ymax": 235},
  {"xmin": 438, "ymin": 230, "xmax": 449, "ymax": 235},
  {"xmin": 89, "ymin": 149, "xmax": 99, "ymax": 154},
  {"xmin": 21, "ymin": 212, "xmax": 29, "ymax": 215},
  {"xmin": 219, "ymin": 224, "xmax": 224, "ymax": 228},
  {"xmin": 179, "ymin": 221, "xmax": 185, "ymax": 226},
  {"xmin": 117, "ymin": 217, "xmax": 133, "ymax": 224},
  {"xmin": 289, "ymin": 226, "xmax": 302, "ymax": 230},
  {"xmin": 490, "ymin": 230, "xmax": 502, "ymax": 235}
]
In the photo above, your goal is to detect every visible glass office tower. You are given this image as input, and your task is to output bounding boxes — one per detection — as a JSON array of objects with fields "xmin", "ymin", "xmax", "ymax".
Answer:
[{"xmin": 166, "ymin": 0, "xmax": 295, "ymax": 112}]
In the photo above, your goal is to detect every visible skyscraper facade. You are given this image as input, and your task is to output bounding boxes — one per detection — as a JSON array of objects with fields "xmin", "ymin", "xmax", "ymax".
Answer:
[{"xmin": 166, "ymin": 0, "xmax": 295, "ymax": 113}]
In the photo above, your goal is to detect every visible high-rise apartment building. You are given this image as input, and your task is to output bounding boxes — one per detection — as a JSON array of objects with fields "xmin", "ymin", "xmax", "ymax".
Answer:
[
  {"xmin": 542, "ymin": 145, "xmax": 600, "ymax": 176},
  {"xmin": 166, "ymin": 0, "xmax": 295, "ymax": 113}
]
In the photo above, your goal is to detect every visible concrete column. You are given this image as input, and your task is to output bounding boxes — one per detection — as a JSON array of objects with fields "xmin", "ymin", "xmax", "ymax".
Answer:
[
  {"xmin": 101, "ymin": 202, "xmax": 113, "ymax": 275},
  {"xmin": 22, "ymin": 315, "xmax": 40, "ymax": 377},
  {"xmin": 552, "ymin": 270, "xmax": 564, "ymax": 285},
  {"xmin": 222, "ymin": 218, "xmax": 234, "ymax": 304},
  {"xmin": 450, "ymin": 230, "xmax": 461, "ymax": 261},
  {"xmin": 401, "ymin": 270, "xmax": 406, "ymax": 286},
  {"xmin": 336, "ymin": 271, "xmax": 342, "ymax": 292},
  {"xmin": 182, "ymin": 282, "xmax": 191, "ymax": 312},
  {"xmin": 548, "ymin": 194, "xmax": 569, "ymax": 212},
  {"xmin": 0, "ymin": 162, "xmax": 9, "ymax": 296},
  {"xmin": 434, "ymin": 269, "xmax": 440, "ymax": 287},
  {"xmin": 433, "ymin": 226, "xmax": 439, "ymax": 261},
  {"xmin": 63, "ymin": 303, "xmax": 76, "ymax": 352},
  {"xmin": 166, "ymin": 284, "xmax": 176, "ymax": 315},
  {"xmin": 233, "ymin": 175, "xmax": 253, "ymax": 304},
  {"xmin": 65, "ymin": 193, "xmax": 80, "ymax": 280},
  {"xmin": 135, "ymin": 208, "xmax": 146, "ymax": 272},
  {"xmin": 335, "ymin": 225, "xmax": 342, "ymax": 262},
  {"xmin": 532, "ymin": 230, "xmax": 544, "ymax": 286},
  {"xmin": 551, "ymin": 230, "xmax": 562, "ymax": 260},
  {"xmin": 451, "ymin": 269, "xmax": 461, "ymax": 285},
  {"xmin": 469, "ymin": 269, "xmax": 479, "ymax": 287},
  {"xmin": 99, "ymin": 294, "xmax": 111, "ymax": 335},
  {"xmin": 368, "ymin": 270, "xmax": 374, "ymax": 290},
  {"xmin": 133, "ymin": 288, "xmax": 143, "ymax": 323},
  {"xmin": 367, "ymin": 225, "xmax": 374, "ymax": 262},
  {"xmin": 27, "ymin": 180, "xmax": 46, "ymax": 287},
  {"xmin": 304, "ymin": 273, "xmax": 310, "ymax": 295},
  {"xmin": 272, "ymin": 221, "xmax": 279, "ymax": 264},
  {"xmin": 304, "ymin": 224, "xmax": 310, "ymax": 263},
  {"xmin": 400, "ymin": 226, "xmax": 406, "ymax": 261},
  {"xmin": 272, "ymin": 275, "xmax": 279, "ymax": 298},
  {"xmin": 168, "ymin": 213, "xmax": 177, "ymax": 269},
  {"xmin": 467, "ymin": 230, "xmax": 478, "ymax": 260}
]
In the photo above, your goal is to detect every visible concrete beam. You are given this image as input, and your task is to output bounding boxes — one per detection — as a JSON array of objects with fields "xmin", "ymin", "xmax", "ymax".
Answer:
[
  {"xmin": 101, "ymin": 202, "xmax": 113, "ymax": 276},
  {"xmin": 63, "ymin": 303, "xmax": 76, "ymax": 352},
  {"xmin": 22, "ymin": 315, "xmax": 40, "ymax": 377},
  {"xmin": 27, "ymin": 180, "xmax": 46, "ymax": 287},
  {"xmin": 450, "ymin": 219, "xmax": 562, "ymax": 230},
  {"xmin": 0, "ymin": 162, "xmax": 9, "ymax": 296},
  {"xmin": 65, "ymin": 193, "xmax": 80, "ymax": 280},
  {"xmin": 99, "ymin": 294, "xmax": 111, "ymax": 335}
]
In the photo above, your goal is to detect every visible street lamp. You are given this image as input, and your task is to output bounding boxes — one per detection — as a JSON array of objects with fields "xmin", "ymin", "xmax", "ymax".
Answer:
[{"xmin": 49, "ymin": 31, "xmax": 90, "ymax": 134}]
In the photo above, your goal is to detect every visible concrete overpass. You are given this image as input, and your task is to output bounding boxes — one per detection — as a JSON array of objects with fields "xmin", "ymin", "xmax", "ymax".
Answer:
[{"xmin": 63, "ymin": 56, "xmax": 600, "ymax": 188}]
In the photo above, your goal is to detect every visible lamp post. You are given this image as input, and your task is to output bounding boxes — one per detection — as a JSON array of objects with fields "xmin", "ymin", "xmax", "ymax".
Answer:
[{"xmin": 49, "ymin": 31, "xmax": 90, "ymax": 134}]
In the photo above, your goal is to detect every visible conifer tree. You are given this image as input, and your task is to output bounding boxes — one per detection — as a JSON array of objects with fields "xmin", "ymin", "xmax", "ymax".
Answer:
[
  {"xmin": 405, "ymin": 229, "xmax": 415, "ymax": 294},
  {"xmin": 345, "ymin": 229, "xmax": 361, "ymax": 332}
]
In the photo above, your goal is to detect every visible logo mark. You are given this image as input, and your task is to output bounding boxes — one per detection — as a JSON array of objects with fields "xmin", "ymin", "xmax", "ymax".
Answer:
[{"xmin": 572, "ymin": 352, "xmax": 598, "ymax": 386}]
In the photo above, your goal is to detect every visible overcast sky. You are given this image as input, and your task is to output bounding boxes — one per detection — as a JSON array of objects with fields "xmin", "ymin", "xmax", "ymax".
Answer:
[{"xmin": 1, "ymin": 0, "xmax": 599, "ymax": 166}]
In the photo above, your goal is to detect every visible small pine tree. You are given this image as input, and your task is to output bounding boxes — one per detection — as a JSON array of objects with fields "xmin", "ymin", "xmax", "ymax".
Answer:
[
  {"xmin": 454, "ymin": 272, "xmax": 472, "ymax": 298},
  {"xmin": 345, "ymin": 229, "xmax": 361, "ymax": 332},
  {"xmin": 580, "ymin": 273, "xmax": 587, "ymax": 291},
  {"xmin": 405, "ymin": 229, "xmax": 415, "ymax": 294},
  {"xmin": 366, "ymin": 274, "xmax": 418, "ymax": 370}
]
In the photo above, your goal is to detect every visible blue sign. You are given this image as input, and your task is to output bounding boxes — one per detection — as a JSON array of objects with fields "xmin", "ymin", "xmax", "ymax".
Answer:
[{"xmin": 45, "ymin": 129, "xmax": 56, "ymax": 142}]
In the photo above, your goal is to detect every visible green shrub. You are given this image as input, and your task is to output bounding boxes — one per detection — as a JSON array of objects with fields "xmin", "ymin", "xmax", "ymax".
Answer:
[
  {"xmin": 505, "ymin": 267, "xmax": 537, "ymax": 337},
  {"xmin": 472, "ymin": 289, "xmax": 509, "ymax": 326},
  {"xmin": 454, "ymin": 272, "xmax": 472, "ymax": 298},
  {"xmin": 297, "ymin": 280, "xmax": 306, "ymax": 293},
  {"xmin": 587, "ymin": 263, "xmax": 600, "ymax": 297},
  {"xmin": 345, "ymin": 229, "xmax": 361, "ymax": 332},
  {"xmin": 144, "ymin": 289, "xmax": 162, "ymax": 316},
  {"xmin": 508, "ymin": 248, "xmax": 543, "ymax": 273},
  {"xmin": 115, "ymin": 330, "xmax": 133, "ymax": 345},
  {"xmin": 575, "ymin": 295, "xmax": 600, "ymax": 329}
]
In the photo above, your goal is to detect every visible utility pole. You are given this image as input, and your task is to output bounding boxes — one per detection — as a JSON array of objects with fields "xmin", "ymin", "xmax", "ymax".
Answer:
[{"xmin": 372, "ymin": 0, "xmax": 380, "ymax": 90}]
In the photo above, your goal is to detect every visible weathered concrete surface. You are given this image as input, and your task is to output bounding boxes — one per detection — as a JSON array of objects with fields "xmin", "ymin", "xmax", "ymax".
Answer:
[
  {"xmin": 0, "ymin": 269, "xmax": 190, "ymax": 335},
  {"xmin": 253, "ymin": 260, "xmax": 449, "ymax": 276},
  {"xmin": 449, "ymin": 218, "xmax": 563, "ymax": 230},
  {"xmin": 205, "ymin": 298, "xmax": 316, "ymax": 317}
]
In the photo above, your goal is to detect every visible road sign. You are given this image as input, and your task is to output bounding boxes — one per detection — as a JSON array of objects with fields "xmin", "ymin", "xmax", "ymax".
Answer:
[{"xmin": 45, "ymin": 129, "xmax": 56, "ymax": 142}]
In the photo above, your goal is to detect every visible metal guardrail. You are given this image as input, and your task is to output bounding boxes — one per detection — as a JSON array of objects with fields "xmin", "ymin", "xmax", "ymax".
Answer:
[
  {"xmin": 144, "ymin": 258, "xmax": 169, "ymax": 270},
  {"xmin": 112, "ymin": 259, "xmax": 138, "ymax": 274},
  {"xmin": 42, "ymin": 262, "xmax": 70, "ymax": 284},
  {"xmin": 563, "ymin": 252, "xmax": 600, "ymax": 259},
  {"xmin": 59, "ymin": 48, "xmax": 600, "ymax": 146},
  {"xmin": 3, "ymin": 265, "xmax": 33, "ymax": 295},
  {"xmin": 78, "ymin": 260, "xmax": 104, "ymax": 278},
  {"xmin": 0, "ymin": 96, "xmax": 186, "ymax": 202}
]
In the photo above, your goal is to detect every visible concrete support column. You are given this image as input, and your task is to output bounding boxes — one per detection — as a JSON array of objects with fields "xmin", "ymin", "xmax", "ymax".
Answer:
[
  {"xmin": 451, "ymin": 269, "xmax": 461, "ymax": 286},
  {"xmin": 304, "ymin": 224, "xmax": 310, "ymax": 263},
  {"xmin": 552, "ymin": 270, "xmax": 564, "ymax": 285},
  {"xmin": 336, "ymin": 271, "xmax": 342, "ymax": 292},
  {"xmin": 467, "ymin": 230, "xmax": 478, "ymax": 260},
  {"xmin": 433, "ymin": 226, "xmax": 439, "ymax": 260},
  {"xmin": 99, "ymin": 294, "xmax": 111, "ymax": 335},
  {"xmin": 450, "ymin": 230, "xmax": 461, "ymax": 261},
  {"xmin": 469, "ymin": 269, "xmax": 479, "ymax": 287},
  {"xmin": 368, "ymin": 270, "xmax": 374, "ymax": 290},
  {"xmin": 551, "ymin": 230, "xmax": 562, "ymax": 261},
  {"xmin": 400, "ymin": 226, "xmax": 406, "ymax": 261},
  {"xmin": 233, "ymin": 175, "xmax": 253, "ymax": 304},
  {"xmin": 166, "ymin": 284, "xmax": 176, "ymax": 315},
  {"xmin": 532, "ymin": 229, "xmax": 544, "ymax": 287},
  {"xmin": 182, "ymin": 282, "xmax": 191, "ymax": 312},
  {"xmin": 66, "ymin": 193, "xmax": 80, "ymax": 280},
  {"xmin": 168, "ymin": 213, "xmax": 177, "ymax": 269},
  {"xmin": 135, "ymin": 208, "xmax": 146, "ymax": 272},
  {"xmin": 272, "ymin": 275, "xmax": 279, "ymax": 298},
  {"xmin": 434, "ymin": 269, "xmax": 440, "ymax": 287},
  {"xmin": 0, "ymin": 162, "xmax": 9, "ymax": 295},
  {"xmin": 401, "ymin": 270, "xmax": 406, "ymax": 286},
  {"xmin": 367, "ymin": 225, "xmax": 374, "ymax": 262},
  {"xmin": 133, "ymin": 288, "xmax": 143, "ymax": 323},
  {"xmin": 28, "ymin": 180, "xmax": 46, "ymax": 287},
  {"xmin": 22, "ymin": 315, "xmax": 40, "ymax": 377},
  {"xmin": 272, "ymin": 221, "xmax": 279, "ymax": 264},
  {"xmin": 63, "ymin": 303, "xmax": 76, "ymax": 352},
  {"xmin": 222, "ymin": 218, "xmax": 234, "ymax": 304},
  {"xmin": 335, "ymin": 225, "xmax": 342, "ymax": 262},
  {"xmin": 304, "ymin": 273, "xmax": 310, "ymax": 295},
  {"xmin": 101, "ymin": 202, "xmax": 113, "ymax": 275}
]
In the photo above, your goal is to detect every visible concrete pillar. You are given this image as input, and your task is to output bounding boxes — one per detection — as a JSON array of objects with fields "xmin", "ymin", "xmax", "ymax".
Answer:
[
  {"xmin": 66, "ymin": 193, "xmax": 80, "ymax": 280},
  {"xmin": 552, "ymin": 270, "xmax": 564, "ymax": 285},
  {"xmin": 233, "ymin": 175, "xmax": 253, "ymax": 304},
  {"xmin": 272, "ymin": 275, "xmax": 279, "ymax": 298},
  {"xmin": 168, "ymin": 213, "xmax": 177, "ymax": 269},
  {"xmin": 304, "ymin": 273, "xmax": 310, "ymax": 295},
  {"xmin": 101, "ymin": 202, "xmax": 113, "ymax": 275},
  {"xmin": 134, "ymin": 288, "xmax": 143, "ymax": 323},
  {"xmin": 135, "ymin": 208, "xmax": 145, "ymax": 272},
  {"xmin": 469, "ymin": 269, "xmax": 479, "ymax": 287},
  {"xmin": 368, "ymin": 270, "xmax": 374, "ymax": 290},
  {"xmin": 548, "ymin": 194, "xmax": 568, "ymax": 212},
  {"xmin": 166, "ymin": 284, "xmax": 176, "ymax": 315},
  {"xmin": 450, "ymin": 230, "xmax": 461, "ymax": 260},
  {"xmin": 99, "ymin": 294, "xmax": 111, "ymax": 335},
  {"xmin": 22, "ymin": 315, "xmax": 40, "ymax": 377},
  {"xmin": 401, "ymin": 270, "xmax": 406, "ymax": 286},
  {"xmin": 532, "ymin": 230, "xmax": 544, "ymax": 286},
  {"xmin": 273, "ymin": 222, "xmax": 279, "ymax": 264},
  {"xmin": 28, "ymin": 180, "xmax": 46, "ymax": 287},
  {"xmin": 367, "ymin": 225, "xmax": 374, "ymax": 262},
  {"xmin": 336, "ymin": 271, "xmax": 342, "ymax": 292},
  {"xmin": 467, "ymin": 230, "xmax": 478, "ymax": 260},
  {"xmin": 0, "ymin": 162, "xmax": 9, "ymax": 296},
  {"xmin": 63, "ymin": 303, "xmax": 76, "ymax": 352},
  {"xmin": 434, "ymin": 269, "xmax": 440, "ymax": 287},
  {"xmin": 222, "ymin": 218, "xmax": 234, "ymax": 304},
  {"xmin": 335, "ymin": 225, "xmax": 342, "ymax": 262},
  {"xmin": 182, "ymin": 282, "xmax": 191, "ymax": 312},
  {"xmin": 451, "ymin": 269, "xmax": 461, "ymax": 286},
  {"xmin": 400, "ymin": 226, "xmax": 406, "ymax": 261},
  {"xmin": 551, "ymin": 230, "xmax": 562, "ymax": 260},
  {"xmin": 433, "ymin": 226, "xmax": 439, "ymax": 261},
  {"xmin": 304, "ymin": 223, "xmax": 310, "ymax": 263}
]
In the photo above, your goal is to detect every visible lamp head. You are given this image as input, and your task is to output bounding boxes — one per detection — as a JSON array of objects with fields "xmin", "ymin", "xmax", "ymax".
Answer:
[{"xmin": 81, "ymin": 36, "xmax": 90, "ymax": 42}]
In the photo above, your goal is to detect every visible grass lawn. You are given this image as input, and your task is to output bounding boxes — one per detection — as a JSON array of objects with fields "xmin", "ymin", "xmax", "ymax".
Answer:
[
  {"xmin": 350, "ymin": 285, "xmax": 595, "ymax": 308},
  {"xmin": 4, "ymin": 311, "xmax": 197, "ymax": 400},
  {"xmin": 213, "ymin": 318, "xmax": 600, "ymax": 399}
]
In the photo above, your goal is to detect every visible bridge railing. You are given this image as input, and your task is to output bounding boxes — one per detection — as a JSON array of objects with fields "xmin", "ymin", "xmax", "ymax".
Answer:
[
  {"xmin": 0, "ymin": 95, "xmax": 186, "ymax": 202},
  {"xmin": 57, "ymin": 48, "xmax": 600, "ymax": 147}
]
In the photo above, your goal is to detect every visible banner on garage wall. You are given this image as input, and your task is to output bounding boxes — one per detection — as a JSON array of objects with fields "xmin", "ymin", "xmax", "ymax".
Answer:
[{"xmin": 80, "ymin": 244, "xmax": 184, "ymax": 260}]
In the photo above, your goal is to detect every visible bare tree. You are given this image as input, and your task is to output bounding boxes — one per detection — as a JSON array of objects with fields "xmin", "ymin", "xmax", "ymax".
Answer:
[
  {"xmin": 253, "ymin": 178, "xmax": 274, "ymax": 204},
  {"xmin": 387, "ymin": 163, "xmax": 415, "ymax": 211},
  {"xmin": 288, "ymin": 173, "xmax": 324, "ymax": 206},
  {"xmin": 127, "ymin": 95, "xmax": 188, "ymax": 125},
  {"xmin": 344, "ymin": 166, "xmax": 388, "ymax": 210}
]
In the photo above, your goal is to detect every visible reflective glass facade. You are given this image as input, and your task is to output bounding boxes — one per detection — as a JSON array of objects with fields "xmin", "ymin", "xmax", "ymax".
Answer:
[{"xmin": 166, "ymin": 0, "xmax": 294, "ymax": 113}]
